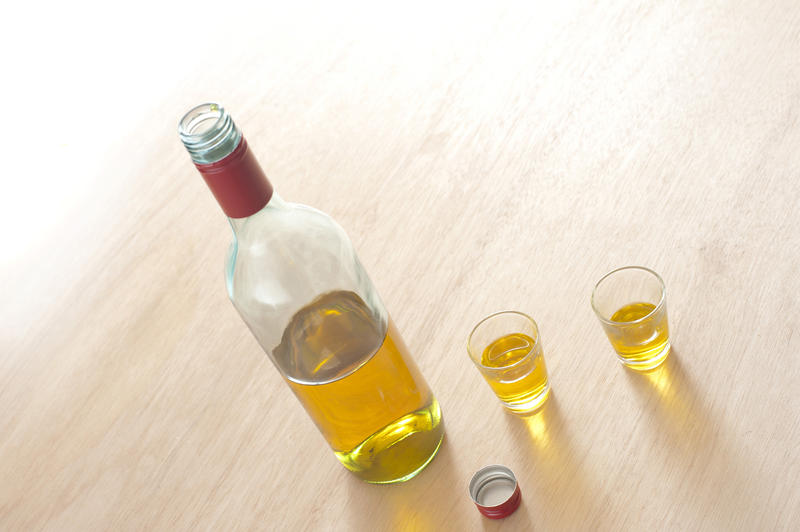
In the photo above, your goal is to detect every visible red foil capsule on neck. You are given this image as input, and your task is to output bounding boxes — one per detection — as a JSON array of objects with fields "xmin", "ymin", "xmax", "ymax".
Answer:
[
  {"xmin": 468, "ymin": 465, "xmax": 522, "ymax": 519},
  {"xmin": 195, "ymin": 137, "xmax": 273, "ymax": 218}
]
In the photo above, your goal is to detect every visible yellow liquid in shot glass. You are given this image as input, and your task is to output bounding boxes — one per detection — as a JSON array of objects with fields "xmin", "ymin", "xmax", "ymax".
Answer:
[
  {"xmin": 609, "ymin": 302, "xmax": 670, "ymax": 367},
  {"xmin": 481, "ymin": 333, "xmax": 549, "ymax": 412}
]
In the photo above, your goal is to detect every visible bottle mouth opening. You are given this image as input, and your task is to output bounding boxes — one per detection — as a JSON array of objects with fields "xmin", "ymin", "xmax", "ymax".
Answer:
[{"xmin": 178, "ymin": 103, "xmax": 241, "ymax": 164}]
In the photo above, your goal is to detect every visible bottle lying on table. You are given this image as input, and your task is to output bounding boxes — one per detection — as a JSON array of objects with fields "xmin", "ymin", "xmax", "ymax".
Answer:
[{"xmin": 178, "ymin": 103, "xmax": 444, "ymax": 483}]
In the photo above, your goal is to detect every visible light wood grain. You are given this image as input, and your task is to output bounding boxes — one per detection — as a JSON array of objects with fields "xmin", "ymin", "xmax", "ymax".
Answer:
[{"xmin": 2, "ymin": 1, "xmax": 800, "ymax": 530}]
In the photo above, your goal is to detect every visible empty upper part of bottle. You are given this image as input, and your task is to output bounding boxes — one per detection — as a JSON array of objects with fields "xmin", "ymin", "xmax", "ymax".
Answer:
[{"xmin": 178, "ymin": 103, "xmax": 387, "ymax": 382}]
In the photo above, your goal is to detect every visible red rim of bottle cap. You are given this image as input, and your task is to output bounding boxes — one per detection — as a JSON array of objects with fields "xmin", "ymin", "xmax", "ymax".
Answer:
[{"xmin": 468, "ymin": 465, "xmax": 522, "ymax": 519}]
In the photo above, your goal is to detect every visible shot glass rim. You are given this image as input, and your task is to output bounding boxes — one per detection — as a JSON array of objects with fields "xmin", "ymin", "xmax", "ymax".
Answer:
[
  {"xmin": 591, "ymin": 265, "xmax": 666, "ymax": 326},
  {"xmin": 467, "ymin": 310, "xmax": 541, "ymax": 371}
]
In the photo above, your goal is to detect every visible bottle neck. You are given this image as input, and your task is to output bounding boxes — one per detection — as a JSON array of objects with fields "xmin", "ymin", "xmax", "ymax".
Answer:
[{"xmin": 179, "ymin": 103, "xmax": 273, "ymax": 218}]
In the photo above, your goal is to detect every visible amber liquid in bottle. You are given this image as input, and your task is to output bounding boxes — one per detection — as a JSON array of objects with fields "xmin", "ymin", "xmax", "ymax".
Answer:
[{"xmin": 274, "ymin": 291, "xmax": 443, "ymax": 483}]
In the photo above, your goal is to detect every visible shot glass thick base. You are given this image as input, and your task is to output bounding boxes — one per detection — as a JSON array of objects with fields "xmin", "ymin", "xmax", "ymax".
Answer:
[
  {"xmin": 501, "ymin": 382, "xmax": 551, "ymax": 414},
  {"xmin": 617, "ymin": 342, "xmax": 671, "ymax": 372}
]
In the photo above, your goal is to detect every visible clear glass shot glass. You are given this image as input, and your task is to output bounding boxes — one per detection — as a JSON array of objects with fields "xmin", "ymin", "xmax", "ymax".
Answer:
[
  {"xmin": 591, "ymin": 266, "xmax": 671, "ymax": 371},
  {"xmin": 468, "ymin": 311, "xmax": 550, "ymax": 414}
]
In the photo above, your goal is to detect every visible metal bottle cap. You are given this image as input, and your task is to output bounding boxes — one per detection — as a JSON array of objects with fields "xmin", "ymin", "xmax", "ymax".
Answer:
[{"xmin": 468, "ymin": 465, "xmax": 522, "ymax": 519}]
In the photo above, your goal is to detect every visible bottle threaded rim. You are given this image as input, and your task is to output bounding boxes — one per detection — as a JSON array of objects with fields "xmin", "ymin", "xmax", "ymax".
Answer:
[{"xmin": 178, "ymin": 103, "xmax": 242, "ymax": 165}]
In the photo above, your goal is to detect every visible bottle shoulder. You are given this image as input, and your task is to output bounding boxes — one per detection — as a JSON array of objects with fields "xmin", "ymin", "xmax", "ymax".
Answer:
[
  {"xmin": 222, "ymin": 199, "xmax": 388, "ymax": 382},
  {"xmin": 225, "ymin": 200, "xmax": 385, "ymax": 323},
  {"xmin": 234, "ymin": 201, "xmax": 348, "ymax": 249}
]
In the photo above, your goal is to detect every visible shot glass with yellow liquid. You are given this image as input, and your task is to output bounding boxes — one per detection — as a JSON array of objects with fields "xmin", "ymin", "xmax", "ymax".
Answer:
[
  {"xmin": 591, "ymin": 266, "xmax": 671, "ymax": 371},
  {"xmin": 468, "ymin": 311, "xmax": 550, "ymax": 414}
]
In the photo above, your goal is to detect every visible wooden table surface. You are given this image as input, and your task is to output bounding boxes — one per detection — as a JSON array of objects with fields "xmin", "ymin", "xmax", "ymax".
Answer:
[{"xmin": 2, "ymin": 2, "xmax": 800, "ymax": 530}]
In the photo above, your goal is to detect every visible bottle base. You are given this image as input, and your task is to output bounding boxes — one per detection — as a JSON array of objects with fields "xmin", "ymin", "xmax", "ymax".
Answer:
[{"xmin": 334, "ymin": 398, "xmax": 444, "ymax": 484}]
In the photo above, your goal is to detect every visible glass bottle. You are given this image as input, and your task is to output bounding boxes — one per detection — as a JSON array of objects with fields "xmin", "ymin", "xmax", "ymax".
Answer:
[{"xmin": 178, "ymin": 103, "xmax": 444, "ymax": 483}]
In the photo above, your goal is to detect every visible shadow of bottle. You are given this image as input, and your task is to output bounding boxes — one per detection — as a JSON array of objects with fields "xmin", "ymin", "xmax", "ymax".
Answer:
[{"xmin": 623, "ymin": 349, "xmax": 769, "ymax": 529}]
